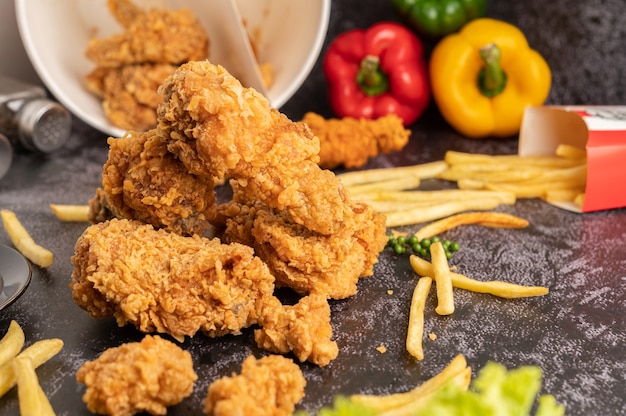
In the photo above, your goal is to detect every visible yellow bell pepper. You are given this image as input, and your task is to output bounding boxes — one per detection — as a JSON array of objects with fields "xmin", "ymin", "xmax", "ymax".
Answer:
[{"xmin": 430, "ymin": 18, "xmax": 551, "ymax": 138}]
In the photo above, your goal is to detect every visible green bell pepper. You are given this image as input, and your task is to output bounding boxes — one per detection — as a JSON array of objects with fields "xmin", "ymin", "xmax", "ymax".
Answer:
[{"xmin": 391, "ymin": 0, "xmax": 488, "ymax": 38}]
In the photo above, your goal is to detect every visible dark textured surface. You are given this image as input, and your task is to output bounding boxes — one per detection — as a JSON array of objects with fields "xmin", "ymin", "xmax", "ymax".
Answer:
[{"xmin": 1, "ymin": 1, "xmax": 626, "ymax": 415}]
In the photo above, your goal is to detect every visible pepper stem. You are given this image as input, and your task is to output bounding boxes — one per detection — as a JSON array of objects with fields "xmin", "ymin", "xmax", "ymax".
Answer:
[
  {"xmin": 478, "ymin": 43, "xmax": 507, "ymax": 98},
  {"xmin": 356, "ymin": 55, "xmax": 389, "ymax": 96}
]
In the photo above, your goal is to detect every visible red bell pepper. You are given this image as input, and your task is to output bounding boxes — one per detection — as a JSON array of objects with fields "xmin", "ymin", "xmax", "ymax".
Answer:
[{"xmin": 322, "ymin": 22, "xmax": 430, "ymax": 126}]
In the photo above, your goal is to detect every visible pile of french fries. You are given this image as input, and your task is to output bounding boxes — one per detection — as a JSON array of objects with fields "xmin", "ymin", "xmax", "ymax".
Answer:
[
  {"xmin": 0, "ymin": 321, "xmax": 63, "ymax": 415},
  {"xmin": 338, "ymin": 145, "xmax": 587, "ymax": 227}
]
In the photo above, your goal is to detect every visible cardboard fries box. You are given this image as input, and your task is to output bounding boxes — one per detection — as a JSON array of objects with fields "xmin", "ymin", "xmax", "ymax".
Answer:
[{"xmin": 519, "ymin": 106, "xmax": 626, "ymax": 213}]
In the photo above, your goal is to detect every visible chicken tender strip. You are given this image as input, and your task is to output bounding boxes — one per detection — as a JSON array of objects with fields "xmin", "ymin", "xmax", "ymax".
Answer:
[
  {"xmin": 85, "ymin": 0, "xmax": 209, "ymax": 67},
  {"xmin": 203, "ymin": 355, "xmax": 306, "ymax": 416},
  {"xmin": 88, "ymin": 129, "xmax": 215, "ymax": 236},
  {"xmin": 70, "ymin": 219, "xmax": 276, "ymax": 341},
  {"xmin": 255, "ymin": 294, "xmax": 339, "ymax": 367},
  {"xmin": 156, "ymin": 60, "xmax": 353, "ymax": 235},
  {"xmin": 302, "ymin": 112, "xmax": 411, "ymax": 169},
  {"xmin": 77, "ymin": 335, "xmax": 197, "ymax": 416}
]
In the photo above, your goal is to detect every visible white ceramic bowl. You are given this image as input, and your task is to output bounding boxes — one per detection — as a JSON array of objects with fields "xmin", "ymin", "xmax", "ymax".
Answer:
[{"xmin": 15, "ymin": 0, "xmax": 330, "ymax": 137}]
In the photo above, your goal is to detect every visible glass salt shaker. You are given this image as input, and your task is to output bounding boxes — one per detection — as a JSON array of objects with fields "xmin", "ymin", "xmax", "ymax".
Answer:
[{"xmin": 0, "ymin": 76, "xmax": 71, "ymax": 153}]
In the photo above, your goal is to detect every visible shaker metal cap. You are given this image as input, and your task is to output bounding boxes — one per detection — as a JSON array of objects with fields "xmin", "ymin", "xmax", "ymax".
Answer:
[{"xmin": 17, "ymin": 98, "xmax": 71, "ymax": 153}]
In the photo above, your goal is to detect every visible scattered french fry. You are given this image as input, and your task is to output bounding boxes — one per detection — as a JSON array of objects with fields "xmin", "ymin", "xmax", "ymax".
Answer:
[
  {"xmin": 13, "ymin": 356, "xmax": 56, "ymax": 416},
  {"xmin": 351, "ymin": 354, "xmax": 470, "ymax": 414},
  {"xmin": 384, "ymin": 197, "xmax": 504, "ymax": 227},
  {"xmin": 413, "ymin": 212, "xmax": 529, "ymax": 241},
  {"xmin": 0, "ymin": 209, "xmax": 53, "ymax": 268},
  {"xmin": 348, "ymin": 175, "xmax": 421, "ymax": 195},
  {"xmin": 444, "ymin": 150, "xmax": 584, "ymax": 169},
  {"xmin": 337, "ymin": 161, "xmax": 448, "ymax": 187},
  {"xmin": 410, "ymin": 255, "xmax": 549, "ymax": 299},
  {"xmin": 0, "ymin": 321, "xmax": 25, "ymax": 368},
  {"xmin": 49, "ymin": 204, "xmax": 90, "ymax": 222},
  {"xmin": 406, "ymin": 277, "xmax": 432, "ymax": 361},
  {"xmin": 430, "ymin": 242, "xmax": 454, "ymax": 316},
  {"xmin": 0, "ymin": 338, "xmax": 64, "ymax": 398},
  {"xmin": 353, "ymin": 189, "xmax": 516, "ymax": 205}
]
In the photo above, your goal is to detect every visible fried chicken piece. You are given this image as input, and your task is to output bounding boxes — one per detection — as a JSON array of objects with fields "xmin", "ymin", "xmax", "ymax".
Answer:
[
  {"xmin": 77, "ymin": 335, "xmax": 197, "ymax": 416},
  {"xmin": 214, "ymin": 183, "xmax": 388, "ymax": 299},
  {"xmin": 85, "ymin": 0, "xmax": 209, "ymax": 68},
  {"xmin": 255, "ymin": 294, "xmax": 338, "ymax": 367},
  {"xmin": 156, "ymin": 60, "xmax": 353, "ymax": 236},
  {"xmin": 203, "ymin": 355, "xmax": 306, "ymax": 416},
  {"xmin": 302, "ymin": 112, "xmax": 411, "ymax": 169},
  {"xmin": 86, "ymin": 64, "xmax": 177, "ymax": 131},
  {"xmin": 88, "ymin": 129, "xmax": 215, "ymax": 236},
  {"xmin": 70, "ymin": 219, "xmax": 276, "ymax": 341}
]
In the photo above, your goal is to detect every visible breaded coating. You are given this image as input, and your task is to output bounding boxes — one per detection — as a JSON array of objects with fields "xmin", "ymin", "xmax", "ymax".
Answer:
[
  {"xmin": 214, "ymin": 184, "xmax": 388, "ymax": 300},
  {"xmin": 88, "ymin": 129, "xmax": 215, "ymax": 236},
  {"xmin": 255, "ymin": 294, "xmax": 339, "ymax": 367},
  {"xmin": 85, "ymin": 0, "xmax": 209, "ymax": 68},
  {"xmin": 86, "ymin": 64, "xmax": 177, "ymax": 131},
  {"xmin": 156, "ymin": 60, "xmax": 354, "ymax": 236},
  {"xmin": 203, "ymin": 355, "xmax": 306, "ymax": 416},
  {"xmin": 302, "ymin": 112, "xmax": 411, "ymax": 169},
  {"xmin": 70, "ymin": 219, "xmax": 276, "ymax": 341},
  {"xmin": 77, "ymin": 335, "xmax": 197, "ymax": 416},
  {"xmin": 85, "ymin": 0, "xmax": 209, "ymax": 131}
]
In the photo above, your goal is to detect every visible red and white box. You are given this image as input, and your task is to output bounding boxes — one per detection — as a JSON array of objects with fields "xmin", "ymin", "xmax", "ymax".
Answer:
[{"xmin": 519, "ymin": 106, "xmax": 626, "ymax": 213}]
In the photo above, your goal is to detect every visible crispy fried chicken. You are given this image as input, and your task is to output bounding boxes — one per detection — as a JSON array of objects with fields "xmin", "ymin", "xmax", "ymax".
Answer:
[
  {"xmin": 77, "ymin": 335, "xmax": 197, "ymax": 416},
  {"xmin": 85, "ymin": 0, "xmax": 209, "ymax": 131},
  {"xmin": 302, "ymin": 112, "xmax": 411, "ymax": 169},
  {"xmin": 203, "ymin": 355, "xmax": 306, "ymax": 416},
  {"xmin": 255, "ymin": 294, "xmax": 338, "ymax": 367},
  {"xmin": 214, "ymin": 183, "xmax": 387, "ymax": 299},
  {"xmin": 71, "ymin": 219, "xmax": 275, "ymax": 341},
  {"xmin": 85, "ymin": 0, "xmax": 208, "ymax": 68},
  {"xmin": 85, "ymin": 64, "xmax": 177, "ymax": 131},
  {"xmin": 156, "ymin": 60, "xmax": 355, "ymax": 236},
  {"xmin": 88, "ymin": 129, "xmax": 215, "ymax": 236}
]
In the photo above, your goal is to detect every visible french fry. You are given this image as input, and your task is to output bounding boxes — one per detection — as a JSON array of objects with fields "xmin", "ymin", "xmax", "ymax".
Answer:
[
  {"xmin": 353, "ymin": 189, "xmax": 516, "ymax": 205},
  {"xmin": 0, "ymin": 321, "xmax": 25, "ymax": 368},
  {"xmin": 444, "ymin": 150, "xmax": 584, "ymax": 169},
  {"xmin": 384, "ymin": 197, "xmax": 504, "ymax": 227},
  {"xmin": 485, "ymin": 178, "xmax": 586, "ymax": 199},
  {"xmin": 413, "ymin": 212, "xmax": 529, "ymax": 241},
  {"xmin": 0, "ymin": 209, "xmax": 53, "ymax": 268},
  {"xmin": 544, "ymin": 189, "xmax": 585, "ymax": 204},
  {"xmin": 348, "ymin": 175, "xmax": 421, "ymax": 195},
  {"xmin": 12, "ymin": 356, "xmax": 55, "ymax": 416},
  {"xmin": 49, "ymin": 204, "xmax": 89, "ymax": 222},
  {"xmin": 574, "ymin": 192, "xmax": 585, "ymax": 208},
  {"xmin": 555, "ymin": 144, "xmax": 587, "ymax": 160},
  {"xmin": 438, "ymin": 166, "xmax": 543, "ymax": 183},
  {"xmin": 406, "ymin": 277, "xmax": 432, "ymax": 361},
  {"xmin": 351, "ymin": 354, "xmax": 470, "ymax": 414},
  {"xmin": 410, "ymin": 255, "xmax": 549, "ymax": 299},
  {"xmin": 336, "ymin": 160, "xmax": 448, "ymax": 187},
  {"xmin": 0, "ymin": 338, "xmax": 64, "ymax": 398},
  {"xmin": 430, "ymin": 242, "xmax": 454, "ymax": 316}
]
